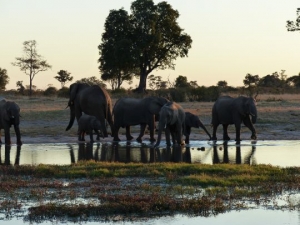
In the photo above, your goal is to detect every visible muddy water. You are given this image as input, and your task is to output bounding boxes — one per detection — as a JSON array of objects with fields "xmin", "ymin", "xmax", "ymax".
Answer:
[{"xmin": 1, "ymin": 140, "xmax": 300, "ymax": 167}]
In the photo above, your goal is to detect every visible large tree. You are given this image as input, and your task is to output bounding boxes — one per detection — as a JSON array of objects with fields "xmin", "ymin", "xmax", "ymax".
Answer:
[
  {"xmin": 0, "ymin": 68, "xmax": 9, "ymax": 91},
  {"xmin": 12, "ymin": 40, "xmax": 51, "ymax": 96},
  {"xmin": 287, "ymin": 8, "xmax": 300, "ymax": 31},
  {"xmin": 98, "ymin": 0, "xmax": 192, "ymax": 93}
]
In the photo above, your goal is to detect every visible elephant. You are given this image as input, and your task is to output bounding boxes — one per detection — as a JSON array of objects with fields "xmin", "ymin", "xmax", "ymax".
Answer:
[
  {"xmin": 184, "ymin": 112, "xmax": 211, "ymax": 144},
  {"xmin": 113, "ymin": 96, "xmax": 169, "ymax": 142},
  {"xmin": 78, "ymin": 114, "xmax": 102, "ymax": 142},
  {"xmin": 211, "ymin": 95, "xmax": 257, "ymax": 142},
  {"xmin": 154, "ymin": 101, "xmax": 185, "ymax": 147},
  {"xmin": 66, "ymin": 83, "xmax": 114, "ymax": 138},
  {"xmin": 0, "ymin": 98, "xmax": 22, "ymax": 145}
]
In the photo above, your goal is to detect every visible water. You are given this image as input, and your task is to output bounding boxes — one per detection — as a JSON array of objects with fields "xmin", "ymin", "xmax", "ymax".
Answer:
[
  {"xmin": 1, "ymin": 140, "xmax": 300, "ymax": 224},
  {"xmin": 1, "ymin": 140, "xmax": 300, "ymax": 167}
]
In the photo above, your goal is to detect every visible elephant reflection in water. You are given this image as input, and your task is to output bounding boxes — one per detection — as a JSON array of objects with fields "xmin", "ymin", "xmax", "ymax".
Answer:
[
  {"xmin": 0, "ymin": 145, "xmax": 21, "ymax": 166},
  {"xmin": 213, "ymin": 141, "xmax": 257, "ymax": 165},
  {"xmin": 69, "ymin": 143, "xmax": 101, "ymax": 163}
]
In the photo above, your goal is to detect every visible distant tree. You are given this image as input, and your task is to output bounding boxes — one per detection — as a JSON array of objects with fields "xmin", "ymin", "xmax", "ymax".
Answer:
[
  {"xmin": 243, "ymin": 73, "xmax": 260, "ymax": 97},
  {"xmin": 189, "ymin": 80, "xmax": 199, "ymax": 88},
  {"xmin": 148, "ymin": 74, "xmax": 162, "ymax": 90},
  {"xmin": 16, "ymin": 81, "xmax": 25, "ymax": 94},
  {"xmin": 99, "ymin": 0, "xmax": 192, "ymax": 93},
  {"xmin": 76, "ymin": 76, "xmax": 106, "ymax": 88},
  {"xmin": 12, "ymin": 40, "xmax": 51, "ymax": 96},
  {"xmin": 217, "ymin": 80, "xmax": 228, "ymax": 88},
  {"xmin": 175, "ymin": 75, "xmax": 190, "ymax": 88},
  {"xmin": 287, "ymin": 8, "xmax": 300, "ymax": 32},
  {"xmin": 286, "ymin": 73, "xmax": 300, "ymax": 88},
  {"xmin": 54, "ymin": 70, "xmax": 73, "ymax": 88},
  {"xmin": 0, "ymin": 68, "xmax": 9, "ymax": 91},
  {"xmin": 259, "ymin": 72, "xmax": 286, "ymax": 88}
]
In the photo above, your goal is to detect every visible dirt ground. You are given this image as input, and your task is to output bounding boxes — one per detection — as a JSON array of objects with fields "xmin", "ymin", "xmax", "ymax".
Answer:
[{"xmin": 5, "ymin": 94, "xmax": 300, "ymax": 144}]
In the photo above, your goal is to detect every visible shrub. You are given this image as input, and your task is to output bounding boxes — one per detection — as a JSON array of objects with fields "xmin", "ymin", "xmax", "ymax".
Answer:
[{"xmin": 44, "ymin": 87, "xmax": 58, "ymax": 96}]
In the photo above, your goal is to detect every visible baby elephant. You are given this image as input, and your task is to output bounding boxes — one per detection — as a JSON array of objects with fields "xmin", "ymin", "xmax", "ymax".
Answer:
[{"xmin": 78, "ymin": 114, "xmax": 102, "ymax": 142}]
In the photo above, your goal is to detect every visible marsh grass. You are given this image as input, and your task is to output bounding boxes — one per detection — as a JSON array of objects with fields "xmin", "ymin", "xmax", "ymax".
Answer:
[{"xmin": 1, "ymin": 162, "xmax": 300, "ymax": 222}]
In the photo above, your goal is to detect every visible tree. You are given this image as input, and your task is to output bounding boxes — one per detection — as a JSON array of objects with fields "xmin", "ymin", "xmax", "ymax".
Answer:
[
  {"xmin": 243, "ymin": 73, "xmax": 260, "ymax": 97},
  {"xmin": 99, "ymin": 0, "xmax": 192, "ymax": 93},
  {"xmin": 16, "ymin": 81, "xmax": 25, "ymax": 94},
  {"xmin": 148, "ymin": 74, "xmax": 162, "ymax": 90},
  {"xmin": 98, "ymin": 9, "xmax": 136, "ymax": 90},
  {"xmin": 0, "ymin": 68, "xmax": 9, "ymax": 91},
  {"xmin": 286, "ymin": 73, "xmax": 300, "ymax": 88},
  {"xmin": 174, "ymin": 75, "xmax": 190, "ymax": 88},
  {"xmin": 217, "ymin": 80, "xmax": 228, "ymax": 88},
  {"xmin": 287, "ymin": 8, "xmax": 300, "ymax": 31},
  {"xmin": 54, "ymin": 70, "xmax": 73, "ymax": 88},
  {"xmin": 76, "ymin": 76, "xmax": 106, "ymax": 88},
  {"xmin": 12, "ymin": 40, "xmax": 51, "ymax": 96}
]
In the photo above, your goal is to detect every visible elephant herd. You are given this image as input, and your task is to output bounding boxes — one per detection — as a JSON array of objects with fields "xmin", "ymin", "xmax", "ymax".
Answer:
[
  {"xmin": 0, "ymin": 83, "xmax": 258, "ymax": 146},
  {"xmin": 64, "ymin": 83, "xmax": 257, "ymax": 146}
]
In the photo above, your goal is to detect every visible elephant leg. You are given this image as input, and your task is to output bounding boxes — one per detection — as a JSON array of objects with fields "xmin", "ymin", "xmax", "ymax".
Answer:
[
  {"xmin": 243, "ymin": 117, "xmax": 257, "ymax": 140},
  {"xmin": 94, "ymin": 129, "xmax": 100, "ymax": 141},
  {"xmin": 14, "ymin": 125, "xmax": 22, "ymax": 145},
  {"xmin": 148, "ymin": 115, "xmax": 156, "ymax": 142},
  {"xmin": 99, "ymin": 117, "xmax": 108, "ymax": 138},
  {"xmin": 222, "ymin": 124, "xmax": 230, "ymax": 140},
  {"xmin": 89, "ymin": 130, "xmax": 94, "ymax": 143},
  {"xmin": 136, "ymin": 124, "xmax": 146, "ymax": 142},
  {"xmin": 4, "ymin": 128, "xmax": 11, "ymax": 145},
  {"xmin": 126, "ymin": 126, "xmax": 134, "ymax": 141},
  {"xmin": 113, "ymin": 126, "xmax": 121, "ymax": 142},
  {"xmin": 212, "ymin": 124, "xmax": 218, "ymax": 140},
  {"xmin": 165, "ymin": 127, "xmax": 171, "ymax": 146},
  {"xmin": 234, "ymin": 123, "xmax": 242, "ymax": 142},
  {"xmin": 184, "ymin": 126, "xmax": 191, "ymax": 144}
]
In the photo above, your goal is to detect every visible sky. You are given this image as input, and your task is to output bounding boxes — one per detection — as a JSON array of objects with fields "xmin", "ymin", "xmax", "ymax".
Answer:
[{"xmin": 0, "ymin": 0, "xmax": 300, "ymax": 90}]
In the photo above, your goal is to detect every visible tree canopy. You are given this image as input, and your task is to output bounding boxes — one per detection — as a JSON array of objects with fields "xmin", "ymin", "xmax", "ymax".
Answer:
[
  {"xmin": 98, "ymin": 0, "xmax": 192, "ymax": 93},
  {"xmin": 287, "ymin": 8, "xmax": 300, "ymax": 31},
  {"xmin": 55, "ymin": 70, "xmax": 73, "ymax": 88},
  {"xmin": 12, "ymin": 40, "xmax": 51, "ymax": 96},
  {"xmin": 0, "ymin": 68, "xmax": 9, "ymax": 91}
]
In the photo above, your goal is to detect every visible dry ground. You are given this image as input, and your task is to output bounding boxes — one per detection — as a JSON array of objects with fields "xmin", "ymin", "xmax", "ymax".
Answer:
[{"xmin": 3, "ymin": 93, "xmax": 300, "ymax": 144}]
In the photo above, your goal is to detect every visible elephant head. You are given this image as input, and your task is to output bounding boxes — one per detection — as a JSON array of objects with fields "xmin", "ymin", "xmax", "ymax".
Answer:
[
  {"xmin": 241, "ymin": 97, "xmax": 257, "ymax": 124},
  {"xmin": 184, "ymin": 112, "xmax": 211, "ymax": 142},
  {"xmin": 4, "ymin": 101, "xmax": 21, "ymax": 126},
  {"xmin": 66, "ymin": 83, "xmax": 90, "ymax": 131}
]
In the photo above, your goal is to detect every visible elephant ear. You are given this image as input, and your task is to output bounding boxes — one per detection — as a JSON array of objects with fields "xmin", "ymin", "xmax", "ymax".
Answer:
[
  {"xmin": 148, "ymin": 97, "xmax": 168, "ymax": 114},
  {"xmin": 69, "ymin": 83, "xmax": 79, "ymax": 104}
]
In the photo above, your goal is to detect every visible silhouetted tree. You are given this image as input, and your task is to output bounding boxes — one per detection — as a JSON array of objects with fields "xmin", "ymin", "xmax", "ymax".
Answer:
[
  {"xmin": 217, "ymin": 80, "xmax": 228, "ymax": 88},
  {"xmin": 175, "ymin": 75, "xmax": 190, "ymax": 88},
  {"xmin": 76, "ymin": 76, "xmax": 106, "ymax": 88},
  {"xmin": 54, "ymin": 70, "xmax": 73, "ymax": 88},
  {"xmin": 287, "ymin": 8, "xmax": 300, "ymax": 31},
  {"xmin": 12, "ymin": 40, "xmax": 51, "ymax": 96},
  {"xmin": 16, "ymin": 81, "xmax": 25, "ymax": 94},
  {"xmin": 0, "ymin": 68, "xmax": 9, "ymax": 91},
  {"xmin": 98, "ymin": 0, "xmax": 192, "ymax": 93},
  {"xmin": 286, "ymin": 73, "xmax": 300, "ymax": 88}
]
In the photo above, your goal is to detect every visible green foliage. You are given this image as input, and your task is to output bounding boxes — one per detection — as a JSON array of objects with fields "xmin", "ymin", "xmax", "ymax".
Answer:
[
  {"xmin": 0, "ymin": 67, "xmax": 9, "ymax": 91},
  {"xmin": 54, "ymin": 70, "xmax": 73, "ymax": 88},
  {"xmin": 57, "ymin": 87, "xmax": 69, "ymax": 98},
  {"xmin": 174, "ymin": 75, "xmax": 190, "ymax": 88},
  {"xmin": 76, "ymin": 76, "xmax": 106, "ymax": 88},
  {"xmin": 99, "ymin": 0, "xmax": 192, "ymax": 92},
  {"xmin": 44, "ymin": 86, "xmax": 58, "ymax": 96}
]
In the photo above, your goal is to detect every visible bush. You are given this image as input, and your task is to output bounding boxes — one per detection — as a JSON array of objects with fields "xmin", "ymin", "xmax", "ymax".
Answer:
[
  {"xmin": 44, "ymin": 87, "xmax": 58, "ymax": 96},
  {"xmin": 57, "ymin": 87, "xmax": 69, "ymax": 98}
]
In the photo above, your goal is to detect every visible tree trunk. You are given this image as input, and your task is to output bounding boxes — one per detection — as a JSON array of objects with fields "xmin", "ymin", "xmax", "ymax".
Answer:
[{"xmin": 134, "ymin": 72, "xmax": 148, "ymax": 93}]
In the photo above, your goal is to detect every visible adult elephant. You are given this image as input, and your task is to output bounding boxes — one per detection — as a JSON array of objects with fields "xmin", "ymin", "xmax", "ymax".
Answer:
[
  {"xmin": 0, "ymin": 98, "xmax": 22, "ymax": 145},
  {"xmin": 66, "ymin": 83, "xmax": 114, "ymax": 138},
  {"xmin": 154, "ymin": 101, "xmax": 185, "ymax": 147},
  {"xmin": 184, "ymin": 112, "xmax": 211, "ymax": 144},
  {"xmin": 211, "ymin": 95, "xmax": 257, "ymax": 142},
  {"xmin": 113, "ymin": 96, "xmax": 169, "ymax": 142}
]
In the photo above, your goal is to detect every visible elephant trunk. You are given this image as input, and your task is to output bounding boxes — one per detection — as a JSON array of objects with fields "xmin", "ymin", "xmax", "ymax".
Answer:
[
  {"xmin": 66, "ymin": 106, "xmax": 75, "ymax": 131},
  {"xmin": 250, "ymin": 108, "xmax": 257, "ymax": 124}
]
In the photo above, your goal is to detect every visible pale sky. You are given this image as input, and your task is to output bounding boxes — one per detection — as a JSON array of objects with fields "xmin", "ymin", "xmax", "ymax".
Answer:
[{"xmin": 0, "ymin": 0, "xmax": 299, "ymax": 90}]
